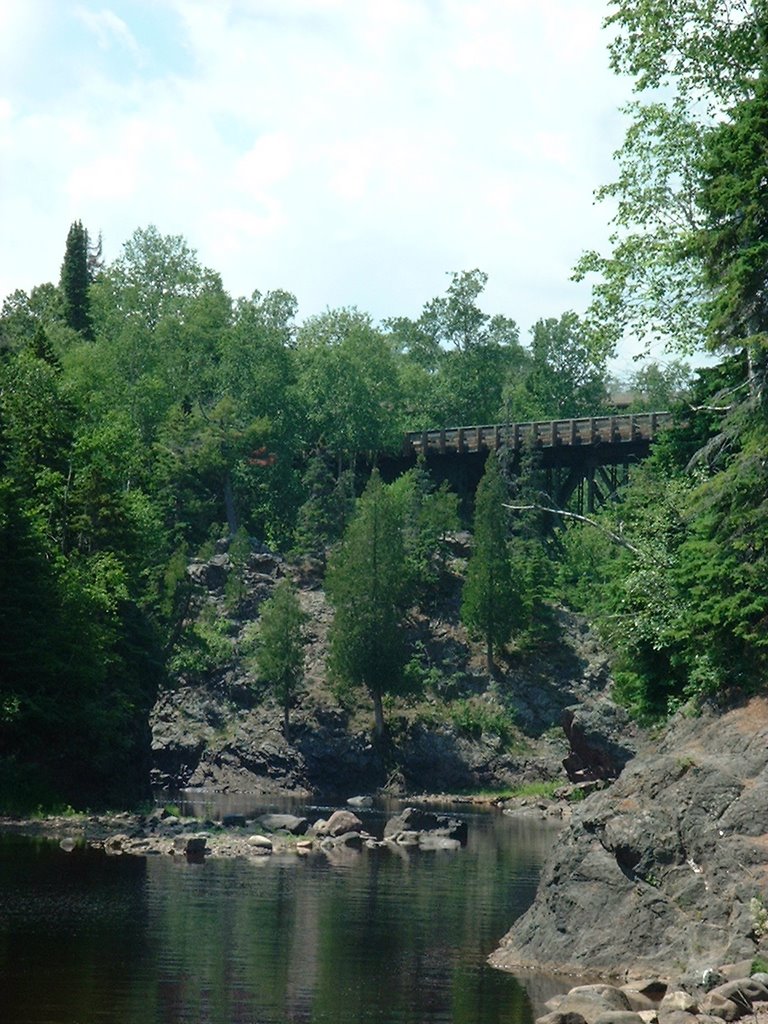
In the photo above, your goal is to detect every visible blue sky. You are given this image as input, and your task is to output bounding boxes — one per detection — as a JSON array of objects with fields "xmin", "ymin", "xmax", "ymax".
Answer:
[{"xmin": 1, "ymin": 1, "xmax": 644, "ymax": 370}]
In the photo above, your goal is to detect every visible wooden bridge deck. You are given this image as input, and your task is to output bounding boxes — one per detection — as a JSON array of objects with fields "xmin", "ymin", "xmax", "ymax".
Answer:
[{"xmin": 403, "ymin": 412, "xmax": 673, "ymax": 457}]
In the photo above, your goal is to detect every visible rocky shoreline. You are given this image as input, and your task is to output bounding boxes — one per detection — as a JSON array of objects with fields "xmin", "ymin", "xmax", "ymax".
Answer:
[
  {"xmin": 0, "ymin": 802, "xmax": 470, "ymax": 861},
  {"xmin": 536, "ymin": 967, "xmax": 768, "ymax": 1024},
  {"xmin": 491, "ymin": 696, "xmax": 768, "ymax": 986}
]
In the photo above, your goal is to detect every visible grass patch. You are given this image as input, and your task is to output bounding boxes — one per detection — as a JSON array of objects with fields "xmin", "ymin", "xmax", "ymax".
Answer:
[
  {"xmin": 502, "ymin": 780, "xmax": 562, "ymax": 800},
  {"xmin": 448, "ymin": 698, "xmax": 516, "ymax": 746},
  {"xmin": 453, "ymin": 780, "xmax": 562, "ymax": 801}
]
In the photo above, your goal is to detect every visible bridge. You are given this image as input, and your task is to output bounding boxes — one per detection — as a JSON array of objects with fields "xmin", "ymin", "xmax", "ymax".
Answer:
[{"xmin": 381, "ymin": 412, "xmax": 673, "ymax": 514}]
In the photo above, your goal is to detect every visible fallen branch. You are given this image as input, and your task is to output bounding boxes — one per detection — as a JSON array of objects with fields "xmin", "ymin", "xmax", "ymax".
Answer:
[{"xmin": 503, "ymin": 502, "xmax": 643, "ymax": 557}]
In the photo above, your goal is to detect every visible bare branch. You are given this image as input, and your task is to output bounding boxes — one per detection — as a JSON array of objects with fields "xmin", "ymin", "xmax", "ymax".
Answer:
[
  {"xmin": 503, "ymin": 502, "xmax": 644, "ymax": 557},
  {"xmin": 686, "ymin": 404, "xmax": 735, "ymax": 413}
]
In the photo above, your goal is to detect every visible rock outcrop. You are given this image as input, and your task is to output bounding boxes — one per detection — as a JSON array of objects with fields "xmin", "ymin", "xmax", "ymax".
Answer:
[
  {"xmin": 150, "ymin": 543, "xmax": 632, "ymax": 798},
  {"xmin": 491, "ymin": 697, "xmax": 768, "ymax": 979}
]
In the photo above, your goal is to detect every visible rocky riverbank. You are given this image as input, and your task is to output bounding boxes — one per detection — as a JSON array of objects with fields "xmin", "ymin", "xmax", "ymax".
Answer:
[
  {"xmin": 535, "ymin": 969, "xmax": 768, "ymax": 1024},
  {"xmin": 491, "ymin": 695, "xmax": 768, "ymax": 981},
  {"xmin": 0, "ymin": 803, "xmax": 470, "ymax": 861}
]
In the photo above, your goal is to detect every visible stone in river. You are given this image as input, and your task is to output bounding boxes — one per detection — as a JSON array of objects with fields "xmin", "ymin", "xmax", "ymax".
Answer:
[{"xmin": 256, "ymin": 813, "xmax": 309, "ymax": 835}]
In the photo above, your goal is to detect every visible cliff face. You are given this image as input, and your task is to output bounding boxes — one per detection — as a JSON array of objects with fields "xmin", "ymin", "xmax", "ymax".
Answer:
[
  {"xmin": 491, "ymin": 697, "xmax": 768, "ymax": 980},
  {"xmin": 149, "ymin": 545, "xmax": 636, "ymax": 798}
]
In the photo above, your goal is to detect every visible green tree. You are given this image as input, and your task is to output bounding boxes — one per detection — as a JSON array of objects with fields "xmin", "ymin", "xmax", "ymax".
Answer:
[
  {"xmin": 695, "ymin": 64, "xmax": 768, "ymax": 381},
  {"xmin": 623, "ymin": 359, "xmax": 693, "ymax": 410},
  {"xmin": 505, "ymin": 312, "xmax": 609, "ymax": 420},
  {"xmin": 326, "ymin": 471, "xmax": 407, "ymax": 739},
  {"xmin": 461, "ymin": 456, "xmax": 517, "ymax": 671},
  {"xmin": 388, "ymin": 270, "xmax": 528, "ymax": 428},
  {"xmin": 0, "ymin": 285, "xmax": 64, "ymax": 357},
  {"xmin": 0, "ymin": 338, "xmax": 162, "ymax": 807},
  {"xmin": 60, "ymin": 220, "xmax": 94, "ymax": 341},
  {"xmin": 575, "ymin": 2, "xmax": 768, "ymax": 359},
  {"xmin": 84, "ymin": 226, "xmax": 231, "ymax": 441},
  {"xmin": 387, "ymin": 459, "xmax": 459, "ymax": 601},
  {"xmin": 254, "ymin": 580, "xmax": 307, "ymax": 742},
  {"xmin": 292, "ymin": 452, "xmax": 350, "ymax": 563},
  {"xmin": 218, "ymin": 289, "xmax": 302, "ymax": 545},
  {"xmin": 296, "ymin": 308, "xmax": 403, "ymax": 464}
]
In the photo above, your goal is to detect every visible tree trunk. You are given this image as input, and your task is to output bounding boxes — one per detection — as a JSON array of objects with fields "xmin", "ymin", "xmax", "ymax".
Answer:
[
  {"xmin": 486, "ymin": 636, "xmax": 494, "ymax": 675},
  {"xmin": 223, "ymin": 471, "xmax": 238, "ymax": 536},
  {"xmin": 283, "ymin": 703, "xmax": 291, "ymax": 745},
  {"xmin": 372, "ymin": 689, "xmax": 385, "ymax": 741}
]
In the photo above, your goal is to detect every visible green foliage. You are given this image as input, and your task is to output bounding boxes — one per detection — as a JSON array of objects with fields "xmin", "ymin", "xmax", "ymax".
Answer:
[
  {"xmin": 387, "ymin": 459, "xmax": 460, "ymax": 601},
  {"xmin": 402, "ymin": 652, "xmax": 443, "ymax": 695},
  {"xmin": 695, "ymin": 67, "xmax": 768, "ymax": 350},
  {"xmin": 501, "ymin": 780, "xmax": 562, "ymax": 800},
  {"xmin": 387, "ymin": 269, "xmax": 528, "ymax": 428},
  {"xmin": 461, "ymin": 457, "xmax": 517, "ymax": 670},
  {"xmin": 326, "ymin": 471, "xmax": 408, "ymax": 738},
  {"xmin": 505, "ymin": 312, "xmax": 610, "ymax": 420},
  {"xmin": 168, "ymin": 604, "xmax": 234, "ymax": 680},
  {"xmin": 60, "ymin": 220, "xmax": 94, "ymax": 341},
  {"xmin": 448, "ymin": 698, "xmax": 517, "ymax": 746},
  {"xmin": 508, "ymin": 537, "xmax": 554, "ymax": 645},
  {"xmin": 292, "ymin": 454, "xmax": 354, "ymax": 560},
  {"xmin": 623, "ymin": 359, "xmax": 693, "ymax": 410},
  {"xmin": 253, "ymin": 579, "xmax": 307, "ymax": 741},
  {"xmin": 556, "ymin": 371, "xmax": 768, "ymax": 722},
  {"xmin": 296, "ymin": 309, "xmax": 403, "ymax": 460}
]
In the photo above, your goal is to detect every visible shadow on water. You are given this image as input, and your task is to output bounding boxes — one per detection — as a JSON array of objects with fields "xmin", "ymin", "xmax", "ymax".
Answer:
[{"xmin": 0, "ymin": 799, "xmax": 579, "ymax": 1024}]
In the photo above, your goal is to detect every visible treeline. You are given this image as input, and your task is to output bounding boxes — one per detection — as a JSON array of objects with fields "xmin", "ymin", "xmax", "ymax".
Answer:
[
  {"xmin": 3, "ymin": 192, "xmax": 760, "ymax": 809},
  {"xmin": 0, "ymin": 223, "xmax": 632, "ymax": 808}
]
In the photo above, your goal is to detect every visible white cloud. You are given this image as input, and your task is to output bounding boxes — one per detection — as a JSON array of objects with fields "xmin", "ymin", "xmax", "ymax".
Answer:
[
  {"xmin": 73, "ymin": 6, "xmax": 143, "ymax": 60},
  {"xmin": 0, "ymin": 0, "xmax": 639, "ymax": 352}
]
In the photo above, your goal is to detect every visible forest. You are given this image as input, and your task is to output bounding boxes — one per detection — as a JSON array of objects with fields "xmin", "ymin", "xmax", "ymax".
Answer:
[{"xmin": 2, "ymin": 0, "xmax": 768, "ymax": 810}]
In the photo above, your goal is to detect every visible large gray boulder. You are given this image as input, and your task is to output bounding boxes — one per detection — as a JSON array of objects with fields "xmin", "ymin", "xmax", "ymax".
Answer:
[
  {"xmin": 320, "ymin": 810, "xmax": 363, "ymax": 837},
  {"xmin": 553, "ymin": 985, "xmax": 633, "ymax": 1024},
  {"xmin": 256, "ymin": 813, "xmax": 308, "ymax": 835},
  {"xmin": 384, "ymin": 807, "xmax": 467, "ymax": 844}
]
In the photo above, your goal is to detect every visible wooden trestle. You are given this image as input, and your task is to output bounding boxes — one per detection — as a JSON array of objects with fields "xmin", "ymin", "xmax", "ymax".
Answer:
[{"xmin": 397, "ymin": 412, "xmax": 673, "ymax": 514}]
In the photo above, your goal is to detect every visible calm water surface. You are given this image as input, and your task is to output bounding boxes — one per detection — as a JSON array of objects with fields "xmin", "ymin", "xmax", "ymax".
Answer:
[{"xmin": 0, "ymin": 798, "xmax": 565, "ymax": 1024}]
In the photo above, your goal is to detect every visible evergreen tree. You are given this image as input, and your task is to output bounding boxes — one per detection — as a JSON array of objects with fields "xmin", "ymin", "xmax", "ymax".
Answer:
[
  {"xmin": 254, "ymin": 580, "xmax": 307, "ymax": 742},
  {"xmin": 326, "ymin": 471, "xmax": 407, "ymax": 740},
  {"xmin": 461, "ymin": 455, "xmax": 517, "ymax": 671},
  {"xmin": 388, "ymin": 458, "xmax": 459, "ymax": 601},
  {"xmin": 60, "ymin": 220, "xmax": 94, "ymax": 341},
  {"xmin": 292, "ymin": 452, "xmax": 339, "ymax": 562}
]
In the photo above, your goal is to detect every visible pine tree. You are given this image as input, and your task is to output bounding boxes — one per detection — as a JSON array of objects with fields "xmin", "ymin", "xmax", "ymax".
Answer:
[
  {"xmin": 254, "ymin": 580, "xmax": 307, "ymax": 743},
  {"xmin": 60, "ymin": 220, "xmax": 94, "ymax": 340},
  {"xmin": 326, "ymin": 471, "xmax": 407, "ymax": 740},
  {"xmin": 292, "ymin": 452, "xmax": 338, "ymax": 561},
  {"xmin": 461, "ymin": 455, "xmax": 517, "ymax": 672}
]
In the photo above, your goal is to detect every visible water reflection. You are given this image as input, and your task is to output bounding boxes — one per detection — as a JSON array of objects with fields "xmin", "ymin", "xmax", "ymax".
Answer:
[{"xmin": 0, "ymin": 803, "xmax": 567, "ymax": 1024}]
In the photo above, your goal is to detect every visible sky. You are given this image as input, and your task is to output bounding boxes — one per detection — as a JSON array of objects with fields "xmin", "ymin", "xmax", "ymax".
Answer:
[{"xmin": 0, "ymin": 1, "xmax": 643, "ymax": 373}]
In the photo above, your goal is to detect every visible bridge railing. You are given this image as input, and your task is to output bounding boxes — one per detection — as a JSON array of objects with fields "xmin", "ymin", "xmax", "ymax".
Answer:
[{"xmin": 403, "ymin": 412, "xmax": 673, "ymax": 455}]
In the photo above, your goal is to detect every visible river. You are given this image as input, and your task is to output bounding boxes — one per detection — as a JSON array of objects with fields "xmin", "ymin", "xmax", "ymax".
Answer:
[{"xmin": 0, "ymin": 798, "xmax": 567, "ymax": 1024}]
